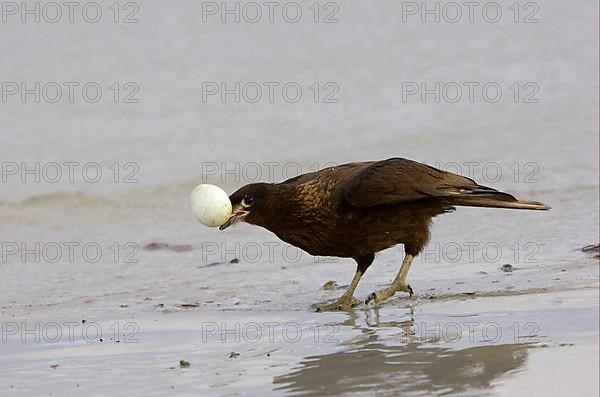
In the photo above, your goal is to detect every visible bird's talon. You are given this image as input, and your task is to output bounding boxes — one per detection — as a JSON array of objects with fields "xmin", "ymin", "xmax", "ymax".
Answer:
[{"xmin": 314, "ymin": 297, "xmax": 359, "ymax": 312}]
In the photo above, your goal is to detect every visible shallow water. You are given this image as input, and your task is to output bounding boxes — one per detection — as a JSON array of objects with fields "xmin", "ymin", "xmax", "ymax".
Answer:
[{"xmin": 1, "ymin": 0, "xmax": 599, "ymax": 395}]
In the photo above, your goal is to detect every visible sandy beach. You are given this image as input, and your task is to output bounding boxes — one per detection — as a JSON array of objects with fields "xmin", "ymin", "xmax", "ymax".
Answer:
[{"xmin": 1, "ymin": 0, "xmax": 598, "ymax": 395}]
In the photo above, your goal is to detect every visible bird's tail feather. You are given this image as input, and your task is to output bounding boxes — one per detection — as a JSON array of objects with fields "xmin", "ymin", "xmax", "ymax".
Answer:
[
  {"xmin": 448, "ymin": 186, "xmax": 551, "ymax": 210},
  {"xmin": 451, "ymin": 197, "xmax": 551, "ymax": 210}
]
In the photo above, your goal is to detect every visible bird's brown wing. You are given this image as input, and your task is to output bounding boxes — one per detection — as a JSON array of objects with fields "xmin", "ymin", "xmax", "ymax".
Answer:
[{"xmin": 343, "ymin": 158, "xmax": 511, "ymax": 208}]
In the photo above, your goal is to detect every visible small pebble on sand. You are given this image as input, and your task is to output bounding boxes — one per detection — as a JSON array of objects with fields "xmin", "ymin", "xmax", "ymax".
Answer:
[
  {"xmin": 501, "ymin": 264, "xmax": 514, "ymax": 273},
  {"xmin": 179, "ymin": 360, "xmax": 191, "ymax": 368},
  {"xmin": 322, "ymin": 280, "xmax": 338, "ymax": 290}
]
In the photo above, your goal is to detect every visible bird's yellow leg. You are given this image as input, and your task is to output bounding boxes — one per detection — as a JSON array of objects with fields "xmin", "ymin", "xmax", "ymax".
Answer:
[
  {"xmin": 366, "ymin": 254, "xmax": 415, "ymax": 304},
  {"xmin": 315, "ymin": 268, "xmax": 364, "ymax": 312}
]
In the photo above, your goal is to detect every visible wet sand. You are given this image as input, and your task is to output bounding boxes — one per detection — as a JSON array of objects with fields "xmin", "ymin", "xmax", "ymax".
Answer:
[{"xmin": 1, "ymin": 285, "xmax": 597, "ymax": 396}]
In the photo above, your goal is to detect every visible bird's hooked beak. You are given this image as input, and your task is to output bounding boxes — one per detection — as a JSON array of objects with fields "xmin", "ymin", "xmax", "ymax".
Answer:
[{"xmin": 219, "ymin": 204, "xmax": 249, "ymax": 230}]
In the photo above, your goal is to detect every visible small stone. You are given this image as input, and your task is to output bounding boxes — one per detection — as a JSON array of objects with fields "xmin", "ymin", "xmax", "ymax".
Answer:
[
  {"xmin": 501, "ymin": 264, "xmax": 513, "ymax": 273},
  {"xmin": 322, "ymin": 280, "xmax": 338, "ymax": 290},
  {"xmin": 179, "ymin": 360, "xmax": 191, "ymax": 368}
]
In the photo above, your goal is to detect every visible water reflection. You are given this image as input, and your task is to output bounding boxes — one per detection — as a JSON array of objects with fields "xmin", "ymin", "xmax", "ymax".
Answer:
[{"xmin": 274, "ymin": 309, "xmax": 533, "ymax": 396}]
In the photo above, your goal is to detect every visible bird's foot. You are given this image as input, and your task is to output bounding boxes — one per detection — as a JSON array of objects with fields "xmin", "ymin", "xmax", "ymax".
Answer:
[
  {"xmin": 365, "ymin": 283, "xmax": 414, "ymax": 305},
  {"xmin": 314, "ymin": 296, "xmax": 361, "ymax": 312}
]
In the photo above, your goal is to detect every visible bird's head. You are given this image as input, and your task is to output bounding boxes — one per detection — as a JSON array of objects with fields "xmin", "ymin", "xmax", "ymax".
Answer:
[{"xmin": 219, "ymin": 183, "xmax": 274, "ymax": 230}]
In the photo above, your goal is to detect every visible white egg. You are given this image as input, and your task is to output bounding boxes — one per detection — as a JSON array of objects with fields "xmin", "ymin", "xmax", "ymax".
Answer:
[{"xmin": 190, "ymin": 184, "xmax": 232, "ymax": 227}]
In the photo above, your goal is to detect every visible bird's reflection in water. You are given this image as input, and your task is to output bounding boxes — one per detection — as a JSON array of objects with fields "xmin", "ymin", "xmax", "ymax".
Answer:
[{"xmin": 273, "ymin": 308, "xmax": 532, "ymax": 396}]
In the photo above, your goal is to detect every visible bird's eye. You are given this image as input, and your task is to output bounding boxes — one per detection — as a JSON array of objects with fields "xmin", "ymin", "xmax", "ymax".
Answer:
[{"xmin": 242, "ymin": 195, "xmax": 254, "ymax": 207}]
